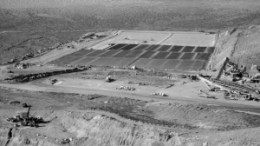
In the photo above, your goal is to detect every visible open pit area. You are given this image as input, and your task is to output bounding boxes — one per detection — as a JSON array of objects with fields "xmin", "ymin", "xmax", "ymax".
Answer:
[{"xmin": 1, "ymin": 0, "xmax": 260, "ymax": 146}]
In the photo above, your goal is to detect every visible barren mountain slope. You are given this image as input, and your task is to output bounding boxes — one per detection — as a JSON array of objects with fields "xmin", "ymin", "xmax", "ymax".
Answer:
[
  {"xmin": 231, "ymin": 25, "xmax": 260, "ymax": 69},
  {"xmin": 1, "ymin": 0, "xmax": 260, "ymax": 64}
]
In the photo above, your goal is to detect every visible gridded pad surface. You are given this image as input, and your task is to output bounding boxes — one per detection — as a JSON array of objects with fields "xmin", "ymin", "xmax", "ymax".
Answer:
[{"xmin": 52, "ymin": 43, "xmax": 215, "ymax": 72}]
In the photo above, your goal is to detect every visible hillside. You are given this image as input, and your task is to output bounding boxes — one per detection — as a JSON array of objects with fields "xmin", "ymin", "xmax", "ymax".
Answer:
[
  {"xmin": 1, "ymin": 0, "xmax": 260, "ymax": 31},
  {"xmin": 1, "ymin": 0, "xmax": 260, "ymax": 64}
]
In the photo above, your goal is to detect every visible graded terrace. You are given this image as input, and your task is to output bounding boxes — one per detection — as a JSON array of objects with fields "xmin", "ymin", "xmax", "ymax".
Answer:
[{"xmin": 51, "ymin": 30, "xmax": 217, "ymax": 72}]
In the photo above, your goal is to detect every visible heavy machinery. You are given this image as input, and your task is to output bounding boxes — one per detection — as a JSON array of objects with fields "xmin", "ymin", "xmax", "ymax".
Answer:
[
  {"xmin": 7, "ymin": 104, "xmax": 45, "ymax": 127},
  {"xmin": 105, "ymin": 75, "xmax": 115, "ymax": 83}
]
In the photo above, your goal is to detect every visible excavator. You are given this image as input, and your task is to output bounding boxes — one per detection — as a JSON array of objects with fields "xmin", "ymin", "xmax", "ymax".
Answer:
[{"xmin": 7, "ymin": 104, "xmax": 44, "ymax": 127}]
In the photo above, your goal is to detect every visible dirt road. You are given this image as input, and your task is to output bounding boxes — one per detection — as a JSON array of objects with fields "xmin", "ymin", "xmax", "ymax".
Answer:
[{"xmin": 0, "ymin": 79, "xmax": 259, "ymax": 114}]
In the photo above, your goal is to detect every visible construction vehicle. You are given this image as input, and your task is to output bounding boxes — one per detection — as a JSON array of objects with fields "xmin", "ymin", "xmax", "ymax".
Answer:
[
  {"xmin": 105, "ymin": 75, "xmax": 115, "ymax": 83},
  {"xmin": 7, "ymin": 104, "xmax": 45, "ymax": 127},
  {"xmin": 51, "ymin": 79, "xmax": 59, "ymax": 85}
]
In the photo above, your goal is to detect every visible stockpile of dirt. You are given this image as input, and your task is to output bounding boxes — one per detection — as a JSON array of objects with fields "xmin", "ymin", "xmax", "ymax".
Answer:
[
  {"xmin": 5, "ymin": 66, "xmax": 88, "ymax": 83},
  {"xmin": 146, "ymin": 102, "xmax": 260, "ymax": 130}
]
